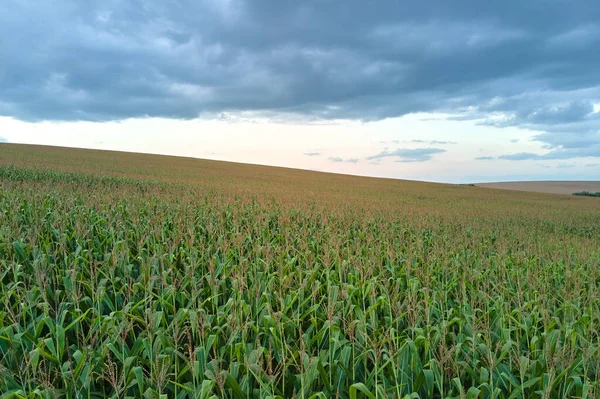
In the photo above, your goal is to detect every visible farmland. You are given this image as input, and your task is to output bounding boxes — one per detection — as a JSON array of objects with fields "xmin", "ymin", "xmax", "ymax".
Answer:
[
  {"xmin": 1, "ymin": 143, "xmax": 599, "ymax": 398},
  {"xmin": 475, "ymin": 181, "xmax": 600, "ymax": 196}
]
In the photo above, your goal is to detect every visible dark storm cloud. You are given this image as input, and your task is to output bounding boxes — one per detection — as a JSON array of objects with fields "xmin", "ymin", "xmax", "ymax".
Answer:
[
  {"xmin": 367, "ymin": 147, "xmax": 446, "ymax": 163},
  {"xmin": 1, "ymin": 0, "xmax": 600, "ymax": 159}
]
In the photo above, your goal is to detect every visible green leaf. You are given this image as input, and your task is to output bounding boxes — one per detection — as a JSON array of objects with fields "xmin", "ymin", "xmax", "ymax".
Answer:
[
  {"xmin": 224, "ymin": 373, "xmax": 245, "ymax": 399},
  {"xmin": 466, "ymin": 386, "xmax": 481, "ymax": 399},
  {"xmin": 350, "ymin": 383, "xmax": 376, "ymax": 399},
  {"xmin": 132, "ymin": 366, "xmax": 145, "ymax": 394}
]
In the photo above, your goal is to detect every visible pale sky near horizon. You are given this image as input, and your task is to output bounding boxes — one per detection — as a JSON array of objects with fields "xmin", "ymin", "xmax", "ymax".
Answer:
[{"xmin": 1, "ymin": 1, "xmax": 599, "ymax": 183}]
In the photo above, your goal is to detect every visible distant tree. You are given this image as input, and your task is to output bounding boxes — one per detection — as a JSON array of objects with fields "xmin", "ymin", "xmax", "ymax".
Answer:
[{"xmin": 573, "ymin": 191, "xmax": 600, "ymax": 197}]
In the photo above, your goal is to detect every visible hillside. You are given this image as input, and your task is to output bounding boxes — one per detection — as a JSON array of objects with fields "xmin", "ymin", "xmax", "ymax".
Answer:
[
  {"xmin": 1, "ymin": 143, "xmax": 599, "ymax": 398},
  {"xmin": 477, "ymin": 180, "xmax": 600, "ymax": 195}
]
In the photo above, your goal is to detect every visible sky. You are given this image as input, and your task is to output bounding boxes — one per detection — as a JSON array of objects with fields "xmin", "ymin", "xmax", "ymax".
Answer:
[{"xmin": 1, "ymin": 1, "xmax": 599, "ymax": 183}]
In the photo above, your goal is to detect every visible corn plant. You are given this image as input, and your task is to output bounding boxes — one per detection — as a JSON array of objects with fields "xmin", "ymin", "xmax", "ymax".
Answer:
[{"xmin": 0, "ymin": 145, "xmax": 599, "ymax": 398}]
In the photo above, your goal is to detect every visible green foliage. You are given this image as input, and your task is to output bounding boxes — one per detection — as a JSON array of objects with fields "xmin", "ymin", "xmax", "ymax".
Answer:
[
  {"xmin": 0, "ymin": 161, "xmax": 599, "ymax": 398},
  {"xmin": 573, "ymin": 191, "xmax": 600, "ymax": 198}
]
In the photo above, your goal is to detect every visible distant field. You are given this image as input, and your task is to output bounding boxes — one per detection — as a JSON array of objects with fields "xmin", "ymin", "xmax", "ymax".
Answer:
[
  {"xmin": 477, "ymin": 180, "xmax": 600, "ymax": 195},
  {"xmin": 1, "ymin": 143, "xmax": 599, "ymax": 398}
]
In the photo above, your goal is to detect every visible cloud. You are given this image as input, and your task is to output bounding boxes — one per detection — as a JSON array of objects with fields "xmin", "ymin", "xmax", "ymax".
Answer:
[
  {"xmin": 1, "ymin": 1, "xmax": 600, "ymax": 161},
  {"xmin": 380, "ymin": 139, "xmax": 457, "ymax": 145},
  {"xmin": 585, "ymin": 163, "xmax": 599, "ymax": 167},
  {"xmin": 371, "ymin": 20, "xmax": 527, "ymax": 56},
  {"xmin": 557, "ymin": 163, "xmax": 576, "ymax": 168},
  {"xmin": 498, "ymin": 144, "xmax": 600, "ymax": 161},
  {"xmin": 480, "ymin": 100, "xmax": 598, "ymax": 129},
  {"xmin": 367, "ymin": 147, "xmax": 446, "ymax": 162},
  {"xmin": 410, "ymin": 139, "xmax": 457, "ymax": 145},
  {"xmin": 498, "ymin": 152, "xmax": 542, "ymax": 161},
  {"xmin": 546, "ymin": 24, "xmax": 600, "ymax": 49},
  {"xmin": 472, "ymin": 98, "xmax": 600, "ymax": 159},
  {"xmin": 475, "ymin": 156, "xmax": 495, "ymax": 160},
  {"xmin": 303, "ymin": 152, "xmax": 321, "ymax": 156},
  {"xmin": 328, "ymin": 156, "xmax": 360, "ymax": 163}
]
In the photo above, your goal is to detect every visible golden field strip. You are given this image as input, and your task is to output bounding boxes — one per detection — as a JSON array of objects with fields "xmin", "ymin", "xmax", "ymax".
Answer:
[{"xmin": 0, "ymin": 143, "xmax": 599, "ymax": 398}]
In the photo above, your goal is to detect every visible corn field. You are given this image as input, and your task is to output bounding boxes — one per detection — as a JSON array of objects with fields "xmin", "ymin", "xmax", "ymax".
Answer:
[{"xmin": 0, "ymin": 144, "xmax": 599, "ymax": 398}]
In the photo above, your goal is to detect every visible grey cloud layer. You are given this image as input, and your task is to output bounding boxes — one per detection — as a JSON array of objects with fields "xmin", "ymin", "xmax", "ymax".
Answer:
[{"xmin": 1, "ymin": 0, "xmax": 600, "ymax": 159}]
